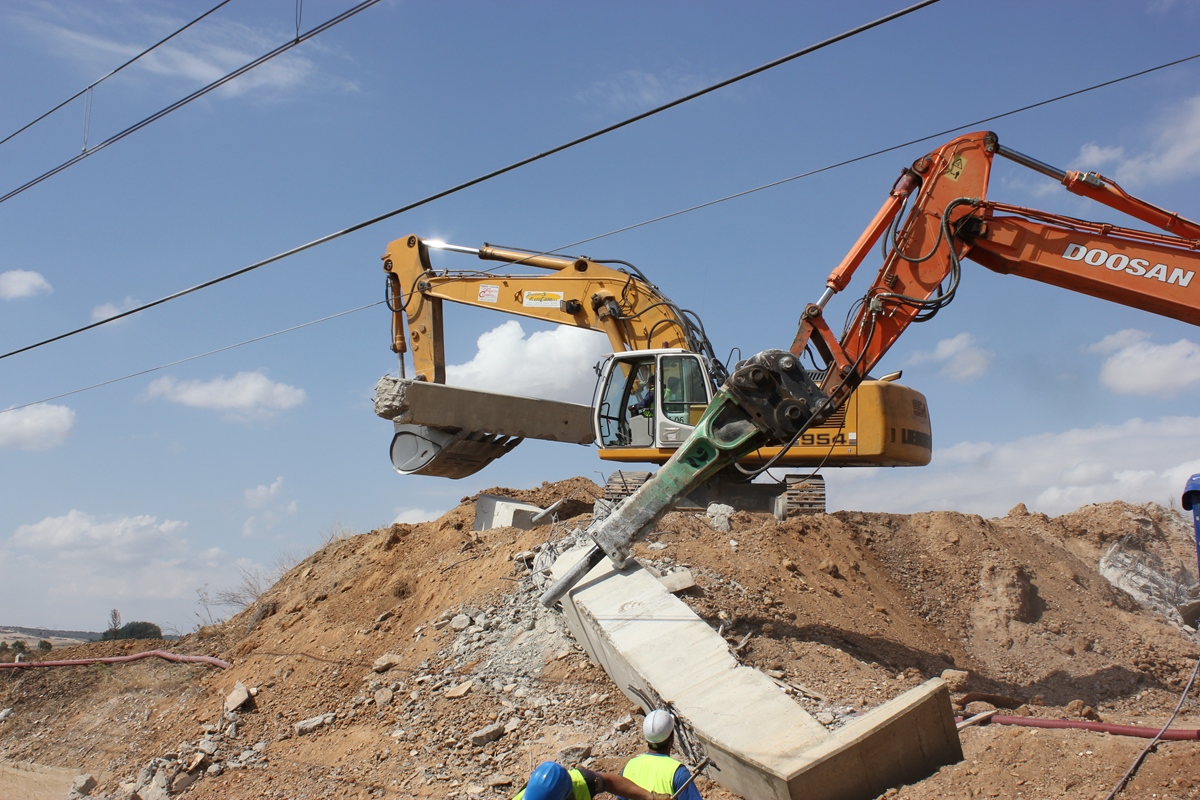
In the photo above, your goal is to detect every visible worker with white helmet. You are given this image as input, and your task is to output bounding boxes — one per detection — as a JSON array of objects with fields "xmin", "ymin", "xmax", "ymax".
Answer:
[
  {"xmin": 512, "ymin": 760, "xmax": 669, "ymax": 800},
  {"xmin": 619, "ymin": 709, "xmax": 703, "ymax": 800}
]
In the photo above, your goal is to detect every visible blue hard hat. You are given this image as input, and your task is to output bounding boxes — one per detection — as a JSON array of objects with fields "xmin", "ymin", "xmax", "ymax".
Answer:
[
  {"xmin": 1184, "ymin": 474, "xmax": 1200, "ymax": 511},
  {"xmin": 523, "ymin": 761, "xmax": 573, "ymax": 800}
]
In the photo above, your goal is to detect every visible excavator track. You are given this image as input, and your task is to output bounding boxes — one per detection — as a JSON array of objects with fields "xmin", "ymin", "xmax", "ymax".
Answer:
[
  {"xmin": 783, "ymin": 474, "xmax": 826, "ymax": 516},
  {"xmin": 603, "ymin": 471, "xmax": 654, "ymax": 503}
]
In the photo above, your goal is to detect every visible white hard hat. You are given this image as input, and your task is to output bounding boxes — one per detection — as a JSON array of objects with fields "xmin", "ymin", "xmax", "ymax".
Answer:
[{"xmin": 643, "ymin": 709, "xmax": 675, "ymax": 744}]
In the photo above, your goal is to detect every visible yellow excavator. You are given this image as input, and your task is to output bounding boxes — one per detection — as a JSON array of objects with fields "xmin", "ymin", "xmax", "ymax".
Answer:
[{"xmin": 375, "ymin": 234, "xmax": 932, "ymax": 514}]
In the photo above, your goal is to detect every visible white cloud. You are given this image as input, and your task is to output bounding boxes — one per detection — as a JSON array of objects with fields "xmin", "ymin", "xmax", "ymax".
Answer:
[
  {"xmin": 826, "ymin": 415, "xmax": 1200, "ymax": 516},
  {"xmin": 244, "ymin": 477, "xmax": 284, "ymax": 509},
  {"xmin": 577, "ymin": 68, "xmax": 705, "ymax": 113},
  {"xmin": 145, "ymin": 371, "xmax": 306, "ymax": 419},
  {"xmin": 1076, "ymin": 142, "xmax": 1126, "ymax": 169},
  {"xmin": 1074, "ymin": 94, "xmax": 1200, "ymax": 187},
  {"xmin": 1087, "ymin": 328, "xmax": 1151, "ymax": 354},
  {"xmin": 16, "ymin": 3, "xmax": 356, "ymax": 100},
  {"xmin": 0, "ymin": 507, "xmax": 244, "ymax": 630},
  {"xmin": 12, "ymin": 509, "xmax": 188, "ymax": 565},
  {"xmin": 0, "ymin": 403, "xmax": 75, "ymax": 450},
  {"xmin": 91, "ymin": 296, "xmax": 139, "ymax": 323},
  {"xmin": 447, "ymin": 321, "xmax": 612, "ymax": 403},
  {"xmin": 241, "ymin": 477, "xmax": 296, "ymax": 537},
  {"xmin": 392, "ymin": 508, "xmax": 443, "ymax": 525},
  {"xmin": 0, "ymin": 270, "xmax": 52, "ymax": 299},
  {"xmin": 1087, "ymin": 329, "xmax": 1200, "ymax": 397},
  {"xmin": 905, "ymin": 333, "xmax": 994, "ymax": 382}
]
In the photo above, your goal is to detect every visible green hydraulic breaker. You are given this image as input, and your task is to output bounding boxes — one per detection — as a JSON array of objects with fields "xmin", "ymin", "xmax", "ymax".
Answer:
[{"xmin": 540, "ymin": 349, "xmax": 832, "ymax": 607}]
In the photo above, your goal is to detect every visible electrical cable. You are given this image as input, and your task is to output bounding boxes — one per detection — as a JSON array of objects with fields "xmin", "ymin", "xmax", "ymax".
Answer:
[
  {"xmin": 0, "ymin": 0, "xmax": 383, "ymax": 208},
  {"xmin": 0, "ymin": 1, "xmax": 941, "ymax": 363},
  {"xmin": 534, "ymin": 50, "xmax": 1200, "ymax": 259},
  {"xmin": 1103, "ymin": 654, "xmax": 1200, "ymax": 799},
  {"xmin": 0, "ymin": 0, "xmax": 236, "ymax": 150},
  {"xmin": 0, "ymin": 301, "xmax": 384, "ymax": 415},
  {"xmin": 6, "ymin": 32, "xmax": 1199, "ymax": 370}
]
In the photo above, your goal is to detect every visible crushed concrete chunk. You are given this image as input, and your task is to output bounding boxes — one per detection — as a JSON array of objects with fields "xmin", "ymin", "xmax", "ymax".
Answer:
[
  {"xmin": 468, "ymin": 722, "xmax": 505, "ymax": 747},
  {"xmin": 224, "ymin": 682, "xmax": 252, "ymax": 712},
  {"xmin": 445, "ymin": 680, "xmax": 473, "ymax": 698},
  {"xmin": 657, "ymin": 569, "xmax": 695, "ymax": 593},
  {"xmin": 373, "ymin": 652, "xmax": 404, "ymax": 673},
  {"xmin": 707, "ymin": 502, "xmax": 735, "ymax": 532},
  {"xmin": 71, "ymin": 774, "xmax": 97, "ymax": 795},
  {"xmin": 557, "ymin": 743, "xmax": 592, "ymax": 762},
  {"xmin": 295, "ymin": 713, "xmax": 335, "ymax": 736}
]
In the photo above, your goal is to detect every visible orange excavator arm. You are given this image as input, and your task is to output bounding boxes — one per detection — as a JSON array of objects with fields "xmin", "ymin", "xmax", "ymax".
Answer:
[{"xmin": 792, "ymin": 130, "xmax": 1200, "ymax": 408}]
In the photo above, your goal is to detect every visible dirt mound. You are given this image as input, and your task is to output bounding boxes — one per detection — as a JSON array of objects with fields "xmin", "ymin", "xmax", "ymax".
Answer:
[{"xmin": 2, "ymin": 479, "xmax": 1199, "ymax": 800}]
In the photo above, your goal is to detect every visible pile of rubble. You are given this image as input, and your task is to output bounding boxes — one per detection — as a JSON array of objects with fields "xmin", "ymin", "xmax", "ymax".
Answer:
[{"xmin": 4, "ymin": 482, "xmax": 1200, "ymax": 800}]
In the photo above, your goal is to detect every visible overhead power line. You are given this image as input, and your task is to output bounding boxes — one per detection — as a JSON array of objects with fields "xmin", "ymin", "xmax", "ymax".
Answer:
[
  {"xmin": 0, "ymin": 0, "xmax": 236, "ymax": 150},
  {"xmin": 0, "ymin": 0, "xmax": 942, "ymax": 363},
  {"xmin": 0, "ymin": 0, "xmax": 383, "ymax": 208},
  {"xmin": 10, "ymin": 49, "xmax": 1200, "ymax": 414},
  {"xmin": 544, "ymin": 50, "xmax": 1200, "ymax": 255},
  {"xmin": 0, "ymin": 301, "xmax": 384, "ymax": 415},
  {"xmin": 9, "ymin": 49, "xmax": 1200, "ymax": 412}
]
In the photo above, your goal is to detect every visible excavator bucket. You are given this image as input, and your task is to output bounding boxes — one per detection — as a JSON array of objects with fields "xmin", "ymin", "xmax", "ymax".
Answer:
[
  {"xmin": 375, "ymin": 376, "xmax": 595, "ymax": 479},
  {"xmin": 389, "ymin": 423, "xmax": 523, "ymax": 479}
]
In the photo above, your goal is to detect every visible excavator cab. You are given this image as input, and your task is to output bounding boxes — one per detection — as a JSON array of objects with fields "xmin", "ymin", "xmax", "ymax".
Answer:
[
  {"xmin": 595, "ymin": 349, "xmax": 933, "ymax": 471},
  {"xmin": 595, "ymin": 350, "xmax": 714, "ymax": 453}
]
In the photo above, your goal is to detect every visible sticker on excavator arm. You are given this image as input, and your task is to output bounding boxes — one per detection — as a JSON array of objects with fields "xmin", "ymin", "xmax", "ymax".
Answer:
[
  {"xmin": 523, "ymin": 290, "xmax": 563, "ymax": 307},
  {"xmin": 945, "ymin": 155, "xmax": 965, "ymax": 181},
  {"xmin": 477, "ymin": 284, "xmax": 500, "ymax": 303}
]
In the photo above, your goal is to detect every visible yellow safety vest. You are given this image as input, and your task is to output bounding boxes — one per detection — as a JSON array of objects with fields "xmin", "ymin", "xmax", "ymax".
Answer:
[
  {"xmin": 512, "ymin": 768, "xmax": 592, "ymax": 800},
  {"xmin": 622, "ymin": 752, "xmax": 682, "ymax": 795}
]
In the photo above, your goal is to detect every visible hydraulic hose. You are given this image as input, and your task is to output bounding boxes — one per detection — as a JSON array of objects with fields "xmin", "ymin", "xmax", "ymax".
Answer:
[
  {"xmin": 0, "ymin": 649, "xmax": 230, "ymax": 670},
  {"xmin": 962, "ymin": 714, "xmax": 1200, "ymax": 741}
]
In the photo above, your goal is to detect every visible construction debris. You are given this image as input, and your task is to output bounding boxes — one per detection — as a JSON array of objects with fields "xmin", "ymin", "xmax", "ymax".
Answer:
[{"xmin": 2, "ymin": 482, "xmax": 1199, "ymax": 800}]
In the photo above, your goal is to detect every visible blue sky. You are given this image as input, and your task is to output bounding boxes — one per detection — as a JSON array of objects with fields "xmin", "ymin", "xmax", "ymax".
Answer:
[{"xmin": 3, "ymin": 0, "xmax": 1200, "ymax": 632}]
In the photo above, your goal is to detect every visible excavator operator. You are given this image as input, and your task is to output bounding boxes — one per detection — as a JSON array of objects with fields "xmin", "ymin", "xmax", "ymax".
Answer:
[{"xmin": 627, "ymin": 363, "xmax": 656, "ymax": 419}]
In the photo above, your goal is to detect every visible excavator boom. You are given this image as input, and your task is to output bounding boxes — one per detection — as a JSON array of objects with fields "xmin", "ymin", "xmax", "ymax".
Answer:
[{"xmin": 541, "ymin": 130, "xmax": 1200, "ymax": 607}]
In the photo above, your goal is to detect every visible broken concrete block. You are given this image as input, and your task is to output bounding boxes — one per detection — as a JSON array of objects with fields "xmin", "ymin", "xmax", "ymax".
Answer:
[
  {"xmin": 445, "ymin": 680, "xmax": 473, "ymax": 698},
  {"xmin": 224, "ymin": 682, "xmax": 251, "ymax": 712},
  {"xmin": 657, "ymin": 569, "xmax": 695, "ymax": 593},
  {"xmin": 474, "ymin": 494, "xmax": 545, "ymax": 531},
  {"xmin": 468, "ymin": 722, "xmax": 505, "ymax": 747},
  {"xmin": 70, "ymin": 774, "xmax": 97, "ymax": 795},
  {"xmin": 294, "ymin": 713, "xmax": 334, "ymax": 736},
  {"xmin": 707, "ymin": 502, "xmax": 735, "ymax": 532},
  {"xmin": 557, "ymin": 743, "xmax": 592, "ymax": 763},
  {"xmin": 372, "ymin": 652, "xmax": 404, "ymax": 673}
]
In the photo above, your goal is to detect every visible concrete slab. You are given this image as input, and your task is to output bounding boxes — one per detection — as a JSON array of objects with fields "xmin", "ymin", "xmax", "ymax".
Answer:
[
  {"xmin": 552, "ymin": 546, "xmax": 962, "ymax": 800},
  {"xmin": 375, "ymin": 377, "xmax": 595, "ymax": 444},
  {"xmin": 474, "ymin": 495, "xmax": 545, "ymax": 531}
]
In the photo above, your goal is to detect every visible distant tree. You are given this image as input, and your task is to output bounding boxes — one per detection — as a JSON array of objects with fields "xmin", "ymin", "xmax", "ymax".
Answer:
[
  {"xmin": 11, "ymin": 640, "xmax": 26, "ymax": 654},
  {"xmin": 113, "ymin": 621, "xmax": 161, "ymax": 640},
  {"xmin": 37, "ymin": 640, "xmax": 52, "ymax": 652},
  {"xmin": 105, "ymin": 608, "xmax": 122, "ymax": 640}
]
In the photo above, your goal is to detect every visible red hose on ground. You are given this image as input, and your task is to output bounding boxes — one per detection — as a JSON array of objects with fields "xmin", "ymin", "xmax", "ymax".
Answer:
[
  {"xmin": 967, "ymin": 715, "xmax": 1200, "ymax": 741},
  {"xmin": 0, "ymin": 649, "xmax": 230, "ymax": 670}
]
